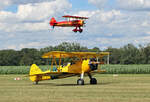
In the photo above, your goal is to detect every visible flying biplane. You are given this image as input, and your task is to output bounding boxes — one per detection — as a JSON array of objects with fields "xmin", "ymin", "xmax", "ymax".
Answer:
[
  {"xmin": 29, "ymin": 51, "xmax": 109, "ymax": 85},
  {"xmin": 50, "ymin": 15, "xmax": 88, "ymax": 33}
]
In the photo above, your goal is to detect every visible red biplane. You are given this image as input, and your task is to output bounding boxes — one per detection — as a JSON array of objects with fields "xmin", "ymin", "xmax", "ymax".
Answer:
[{"xmin": 50, "ymin": 15, "xmax": 88, "ymax": 33}]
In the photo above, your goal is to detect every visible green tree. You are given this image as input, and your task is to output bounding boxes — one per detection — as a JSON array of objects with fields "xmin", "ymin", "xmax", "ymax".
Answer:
[
  {"xmin": 120, "ymin": 44, "xmax": 139, "ymax": 64},
  {"xmin": 143, "ymin": 45, "xmax": 150, "ymax": 64},
  {"xmin": 0, "ymin": 50, "xmax": 21, "ymax": 66},
  {"xmin": 19, "ymin": 48, "xmax": 42, "ymax": 66},
  {"xmin": 105, "ymin": 47, "xmax": 122, "ymax": 64}
]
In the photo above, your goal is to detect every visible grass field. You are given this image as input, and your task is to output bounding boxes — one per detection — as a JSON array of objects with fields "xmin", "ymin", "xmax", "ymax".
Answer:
[
  {"xmin": 1, "ymin": 64, "xmax": 150, "ymax": 74},
  {"xmin": 0, "ymin": 74, "xmax": 150, "ymax": 102}
]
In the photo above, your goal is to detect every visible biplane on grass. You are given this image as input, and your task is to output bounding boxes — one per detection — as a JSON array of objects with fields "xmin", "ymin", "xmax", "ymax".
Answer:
[
  {"xmin": 29, "ymin": 51, "xmax": 110, "ymax": 85},
  {"xmin": 50, "ymin": 15, "xmax": 88, "ymax": 33}
]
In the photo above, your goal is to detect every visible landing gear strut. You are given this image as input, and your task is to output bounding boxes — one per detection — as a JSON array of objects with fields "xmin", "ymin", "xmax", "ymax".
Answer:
[
  {"xmin": 88, "ymin": 73, "xmax": 97, "ymax": 85},
  {"xmin": 90, "ymin": 78, "xmax": 97, "ymax": 84},
  {"xmin": 77, "ymin": 73, "xmax": 97, "ymax": 85},
  {"xmin": 33, "ymin": 81, "xmax": 39, "ymax": 85},
  {"xmin": 77, "ymin": 73, "xmax": 84, "ymax": 85},
  {"xmin": 73, "ymin": 27, "xmax": 83, "ymax": 33}
]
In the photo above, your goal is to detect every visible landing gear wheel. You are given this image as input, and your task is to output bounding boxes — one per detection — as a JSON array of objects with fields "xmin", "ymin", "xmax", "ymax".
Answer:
[
  {"xmin": 74, "ymin": 30, "xmax": 77, "ymax": 33},
  {"xmin": 73, "ymin": 29, "xmax": 77, "ymax": 33},
  {"xmin": 90, "ymin": 78, "xmax": 97, "ymax": 84},
  {"xmin": 77, "ymin": 79, "xmax": 84, "ymax": 85},
  {"xmin": 34, "ymin": 81, "xmax": 38, "ymax": 85},
  {"xmin": 79, "ymin": 29, "xmax": 83, "ymax": 33}
]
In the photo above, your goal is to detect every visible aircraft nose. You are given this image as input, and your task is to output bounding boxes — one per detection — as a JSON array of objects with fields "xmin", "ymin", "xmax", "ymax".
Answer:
[
  {"xmin": 80, "ymin": 20, "xmax": 85, "ymax": 26},
  {"xmin": 83, "ymin": 21, "xmax": 85, "ymax": 25},
  {"xmin": 83, "ymin": 21, "xmax": 85, "ymax": 24}
]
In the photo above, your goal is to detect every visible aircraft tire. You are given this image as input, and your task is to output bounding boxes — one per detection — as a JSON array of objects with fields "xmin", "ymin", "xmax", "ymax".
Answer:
[
  {"xmin": 79, "ymin": 29, "xmax": 83, "ymax": 33},
  {"xmin": 33, "ymin": 81, "xmax": 38, "ymax": 85},
  {"xmin": 77, "ymin": 79, "xmax": 84, "ymax": 85},
  {"xmin": 90, "ymin": 78, "xmax": 97, "ymax": 84},
  {"xmin": 73, "ymin": 29, "xmax": 77, "ymax": 33}
]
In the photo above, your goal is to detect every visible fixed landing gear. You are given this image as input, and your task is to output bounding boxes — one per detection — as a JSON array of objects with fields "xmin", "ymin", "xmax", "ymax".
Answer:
[
  {"xmin": 73, "ymin": 29, "xmax": 77, "ymax": 33},
  {"xmin": 72, "ymin": 27, "xmax": 83, "ymax": 33},
  {"xmin": 77, "ymin": 73, "xmax": 84, "ymax": 85},
  {"xmin": 77, "ymin": 73, "xmax": 97, "ymax": 85},
  {"xmin": 79, "ymin": 29, "xmax": 83, "ymax": 33},
  {"xmin": 90, "ymin": 78, "xmax": 97, "ymax": 84},
  {"xmin": 88, "ymin": 73, "xmax": 97, "ymax": 85},
  {"xmin": 77, "ymin": 77, "xmax": 97, "ymax": 85},
  {"xmin": 33, "ymin": 81, "xmax": 38, "ymax": 85},
  {"xmin": 77, "ymin": 79, "xmax": 84, "ymax": 85}
]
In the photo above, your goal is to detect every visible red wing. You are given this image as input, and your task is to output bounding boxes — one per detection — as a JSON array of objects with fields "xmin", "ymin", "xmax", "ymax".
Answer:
[{"xmin": 62, "ymin": 15, "xmax": 89, "ymax": 19}]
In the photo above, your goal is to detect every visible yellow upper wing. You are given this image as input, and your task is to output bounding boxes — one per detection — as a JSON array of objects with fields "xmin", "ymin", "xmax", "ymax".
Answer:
[{"xmin": 42, "ymin": 51, "xmax": 109, "ymax": 58}]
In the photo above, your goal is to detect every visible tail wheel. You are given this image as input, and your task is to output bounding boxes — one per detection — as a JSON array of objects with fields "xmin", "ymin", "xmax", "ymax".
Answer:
[
  {"xmin": 90, "ymin": 78, "xmax": 97, "ymax": 84},
  {"xmin": 77, "ymin": 79, "xmax": 84, "ymax": 85}
]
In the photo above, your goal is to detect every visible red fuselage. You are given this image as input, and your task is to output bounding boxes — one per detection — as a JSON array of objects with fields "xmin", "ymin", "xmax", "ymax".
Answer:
[{"xmin": 50, "ymin": 20, "xmax": 84, "ymax": 27}]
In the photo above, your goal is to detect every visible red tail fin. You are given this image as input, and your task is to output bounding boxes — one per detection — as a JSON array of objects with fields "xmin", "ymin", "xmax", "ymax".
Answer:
[{"xmin": 50, "ymin": 17, "xmax": 57, "ymax": 26}]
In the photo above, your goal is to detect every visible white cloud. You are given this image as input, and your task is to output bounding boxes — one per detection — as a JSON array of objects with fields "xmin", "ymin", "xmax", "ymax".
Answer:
[
  {"xmin": 0, "ymin": 0, "xmax": 73, "ymax": 50},
  {"xmin": 71, "ymin": 9, "xmax": 150, "ymax": 49},
  {"xmin": 5, "ymin": 41, "xmax": 50, "ymax": 50},
  {"xmin": 117, "ymin": 0, "xmax": 150, "ymax": 11},
  {"xmin": 0, "ymin": 0, "xmax": 71, "ymax": 32},
  {"xmin": 7, "ymin": 45, "xmax": 17, "ymax": 49},
  {"xmin": 78, "ymin": 9, "xmax": 124, "ymax": 35},
  {"xmin": 16, "ymin": 0, "xmax": 71, "ymax": 21},
  {"xmin": 0, "ymin": 0, "xmax": 55, "ymax": 10},
  {"xmin": 88, "ymin": 0, "xmax": 150, "ymax": 11},
  {"xmin": 0, "ymin": 0, "xmax": 11, "ymax": 10},
  {"xmin": 88, "ymin": 0, "xmax": 108, "ymax": 9},
  {"xmin": 141, "ymin": 21, "xmax": 150, "ymax": 27},
  {"xmin": 19, "ymin": 42, "xmax": 46, "ymax": 49},
  {"xmin": 10, "ymin": 0, "xmax": 54, "ymax": 4},
  {"xmin": 76, "ymin": 9, "xmax": 122, "ymax": 23}
]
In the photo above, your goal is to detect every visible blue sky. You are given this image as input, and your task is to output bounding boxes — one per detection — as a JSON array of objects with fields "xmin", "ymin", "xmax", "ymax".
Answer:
[
  {"xmin": 4, "ymin": 0, "xmax": 97, "ymax": 12},
  {"xmin": 1, "ymin": 0, "xmax": 150, "ymax": 50},
  {"xmin": 4, "ymin": 5, "xmax": 18, "ymax": 13},
  {"xmin": 69, "ymin": 0, "xmax": 97, "ymax": 11}
]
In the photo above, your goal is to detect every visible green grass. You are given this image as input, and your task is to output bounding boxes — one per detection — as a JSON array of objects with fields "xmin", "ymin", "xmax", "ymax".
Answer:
[
  {"xmin": 0, "ymin": 65, "xmax": 49, "ymax": 74},
  {"xmin": 0, "ymin": 74, "xmax": 150, "ymax": 102},
  {"xmin": 101, "ymin": 65, "xmax": 150, "ymax": 74},
  {"xmin": 1, "ymin": 65, "xmax": 150, "ymax": 74}
]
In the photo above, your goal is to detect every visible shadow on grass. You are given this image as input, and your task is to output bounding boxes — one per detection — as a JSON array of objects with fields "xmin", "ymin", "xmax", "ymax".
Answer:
[
  {"xmin": 32, "ymin": 81, "xmax": 119, "ymax": 86},
  {"xmin": 34, "ymin": 83, "xmax": 79, "ymax": 86}
]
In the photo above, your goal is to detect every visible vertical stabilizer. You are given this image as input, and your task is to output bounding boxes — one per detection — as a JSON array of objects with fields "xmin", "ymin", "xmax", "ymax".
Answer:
[
  {"xmin": 29, "ymin": 64, "xmax": 43, "ymax": 82},
  {"xmin": 29, "ymin": 64, "xmax": 42, "ymax": 75},
  {"xmin": 50, "ymin": 17, "xmax": 57, "ymax": 26}
]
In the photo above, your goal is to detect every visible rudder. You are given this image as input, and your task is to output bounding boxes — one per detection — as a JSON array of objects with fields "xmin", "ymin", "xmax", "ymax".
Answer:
[
  {"xmin": 29, "ymin": 64, "xmax": 42, "ymax": 75},
  {"xmin": 50, "ymin": 17, "xmax": 57, "ymax": 26},
  {"xmin": 29, "ymin": 64, "xmax": 42, "ymax": 82}
]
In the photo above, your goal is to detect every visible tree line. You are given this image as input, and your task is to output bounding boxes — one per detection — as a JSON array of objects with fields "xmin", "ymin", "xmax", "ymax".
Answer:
[{"xmin": 0, "ymin": 42, "xmax": 150, "ymax": 66}]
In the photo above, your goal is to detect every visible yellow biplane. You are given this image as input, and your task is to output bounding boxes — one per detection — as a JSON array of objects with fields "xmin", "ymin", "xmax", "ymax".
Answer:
[{"xmin": 29, "ymin": 51, "xmax": 109, "ymax": 85}]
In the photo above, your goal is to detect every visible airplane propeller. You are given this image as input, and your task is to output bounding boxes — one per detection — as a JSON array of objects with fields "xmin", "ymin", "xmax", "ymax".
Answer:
[{"xmin": 83, "ymin": 21, "xmax": 86, "ymax": 27}]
